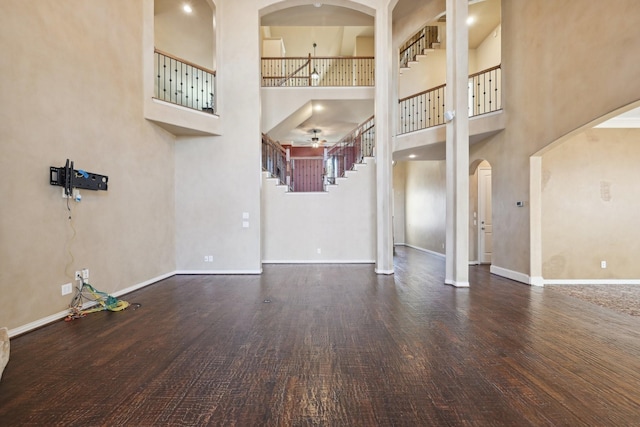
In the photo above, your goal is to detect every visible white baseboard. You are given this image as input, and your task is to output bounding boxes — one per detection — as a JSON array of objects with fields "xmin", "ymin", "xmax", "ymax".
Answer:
[
  {"xmin": 530, "ymin": 276, "xmax": 545, "ymax": 287},
  {"xmin": 111, "ymin": 271, "xmax": 176, "ymax": 298},
  {"xmin": 544, "ymin": 279, "xmax": 640, "ymax": 285},
  {"xmin": 9, "ymin": 271, "xmax": 176, "ymax": 338},
  {"xmin": 490, "ymin": 265, "xmax": 531, "ymax": 285},
  {"xmin": 375, "ymin": 268, "xmax": 395, "ymax": 275},
  {"xmin": 447, "ymin": 281, "xmax": 470, "ymax": 288},
  {"xmin": 8, "ymin": 310, "xmax": 72, "ymax": 338},
  {"xmin": 400, "ymin": 244, "xmax": 445, "ymax": 258},
  {"xmin": 176, "ymin": 269, "xmax": 263, "ymax": 275},
  {"xmin": 262, "ymin": 260, "xmax": 374, "ymax": 265}
]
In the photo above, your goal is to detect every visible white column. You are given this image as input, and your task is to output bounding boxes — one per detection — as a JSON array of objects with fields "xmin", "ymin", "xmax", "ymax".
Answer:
[
  {"xmin": 374, "ymin": 5, "xmax": 394, "ymax": 275},
  {"xmin": 529, "ymin": 156, "xmax": 544, "ymax": 286},
  {"xmin": 445, "ymin": 0, "xmax": 470, "ymax": 287}
]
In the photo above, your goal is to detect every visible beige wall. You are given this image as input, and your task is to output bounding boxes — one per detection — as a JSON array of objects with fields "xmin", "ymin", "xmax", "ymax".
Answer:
[
  {"xmin": 174, "ymin": 0, "xmax": 382, "ymax": 275},
  {"xmin": 174, "ymin": 0, "xmax": 264, "ymax": 273},
  {"xmin": 398, "ymin": 49, "xmax": 447, "ymax": 100},
  {"xmin": 155, "ymin": 0, "xmax": 215, "ymax": 69},
  {"xmin": 0, "ymin": 0, "xmax": 176, "ymax": 331},
  {"xmin": 403, "ymin": 161, "xmax": 447, "ymax": 254},
  {"xmin": 392, "ymin": 161, "xmax": 407, "ymax": 245},
  {"xmin": 471, "ymin": 0, "xmax": 640, "ymax": 277},
  {"xmin": 262, "ymin": 158, "xmax": 376, "ymax": 262},
  {"xmin": 474, "ymin": 24, "xmax": 501, "ymax": 73},
  {"xmin": 354, "ymin": 36, "xmax": 374, "ymax": 56},
  {"xmin": 542, "ymin": 129, "xmax": 640, "ymax": 279}
]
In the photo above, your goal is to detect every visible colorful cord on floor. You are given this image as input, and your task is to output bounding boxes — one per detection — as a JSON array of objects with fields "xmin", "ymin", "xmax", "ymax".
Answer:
[{"xmin": 65, "ymin": 279, "xmax": 130, "ymax": 321}]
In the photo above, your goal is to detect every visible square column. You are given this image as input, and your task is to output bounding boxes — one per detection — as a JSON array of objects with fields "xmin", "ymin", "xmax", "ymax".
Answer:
[
  {"xmin": 445, "ymin": 0, "xmax": 470, "ymax": 287},
  {"xmin": 374, "ymin": 5, "xmax": 394, "ymax": 274}
]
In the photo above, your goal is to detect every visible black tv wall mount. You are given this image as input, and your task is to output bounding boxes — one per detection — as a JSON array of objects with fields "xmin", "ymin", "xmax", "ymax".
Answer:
[{"xmin": 50, "ymin": 159, "xmax": 108, "ymax": 195}]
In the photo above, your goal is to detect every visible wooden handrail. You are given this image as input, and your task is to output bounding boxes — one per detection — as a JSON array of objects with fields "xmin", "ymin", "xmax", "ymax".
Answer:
[
  {"xmin": 154, "ymin": 48, "xmax": 216, "ymax": 75},
  {"xmin": 262, "ymin": 133, "xmax": 286, "ymax": 155},
  {"xmin": 400, "ymin": 35, "xmax": 425, "ymax": 56},
  {"xmin": 468, "ymin": 64, "xmax": 501, "ymax": 79},
  {"xmin": 328, "ymin": 115, "xmax": 375, "ymax": 155},
  {"xmin": 398, "ymin": 65, "xmax": 502, "ymax": 103},
  {"xmin": 398, "ymin": 83, "xmax": 446, "ymax": 103},
  {"xmin": 262, "ymin": 56, "xmax": 375, "ymax": 60},
  {"xmin": 278, "ymin": 57, "xmax": 310, "ymax": 87}
]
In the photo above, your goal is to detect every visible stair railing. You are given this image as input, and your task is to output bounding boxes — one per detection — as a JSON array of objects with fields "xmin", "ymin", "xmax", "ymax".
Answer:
[
  {"xmin": 325, "ymin": 115, "xmax": 375, "ymax": 188},
  {"xmin": 399, "ymin": 64, "xmax": 502, "ymax": 135},
  {"xmin": 262, "ymin": 134, "xmax": 289, "ymax": 188},
  {"xmin": 262, "ymin": 56, "xmax": 374, "ymax": 87},
  {"xmin": 399, "ymin": 26, "xmax": 439, "ymax": 68},
  {"xmin": 154, "ymin": 48, "xmax": 216, "ymax": 113}
]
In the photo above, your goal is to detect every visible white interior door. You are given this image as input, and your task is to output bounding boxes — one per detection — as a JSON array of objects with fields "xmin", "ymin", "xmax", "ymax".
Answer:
[{"xmin": 478, "ymin": 167, "xmax": 492, "ymax": 264}]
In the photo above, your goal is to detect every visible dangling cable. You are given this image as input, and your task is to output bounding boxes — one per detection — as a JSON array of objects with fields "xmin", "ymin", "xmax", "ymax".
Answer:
[{"xmin": 63, "ymin": 200, "xmax": 77, "ymax": 281}]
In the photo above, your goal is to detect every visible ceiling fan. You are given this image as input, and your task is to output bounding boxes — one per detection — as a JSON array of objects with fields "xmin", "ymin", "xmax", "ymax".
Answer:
[{"xmin": 307, "ymin": 129, "xmax": 327, "ymax": 148}]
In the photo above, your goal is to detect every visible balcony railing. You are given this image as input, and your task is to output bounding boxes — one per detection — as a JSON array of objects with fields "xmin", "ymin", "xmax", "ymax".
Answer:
[
  {"xmin": 399, "ymin": 25, "xmax": 439, "ymax": 68},
  {"xmin": 398, "ymin": 65, "xmax": 502, "ymax": 135},
  {"xmin": 262, "ymin": 56, "xmax": 374, "ymax": 87},
  {"xmin": 326, "ymin": 115, "xmax": 375, "ymax": 187},
  {"xmin": 399, "ymin": 83, "xmax": 446, "ymax": 134},
  {"xmin": 154, "ymin": 48, "xmax": 216, "ymax": 114},
  {"xmin": 469, "ymin": 65, "xmax": 502, "ymax": 117},
  {"xmin": 262, "ymin": 134, "xmax": 289, "ymax": 188}
]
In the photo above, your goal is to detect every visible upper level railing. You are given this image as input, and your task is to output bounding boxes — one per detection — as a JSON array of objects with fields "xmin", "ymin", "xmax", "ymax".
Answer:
[
  {"xmin": 398, "ymin": 64, "xmax": 502, "ymax": 135},
  {"xmin": 399, "ymin": 25, "xmax": 439, "ymax": 68},
  {"xmin": 262, "ymin": 134, "xmax": 289, "ymax": 188},
  {"xmin": 262, "ymin": 56, "xmax": 374, "ymax": 87},
  {"xmin": 326, "ymin": 115, "xmax": 375, "ymax": 186},
  {"xmin": 154, "ymin": 48, "xmax": 216, "ymax": 114}
]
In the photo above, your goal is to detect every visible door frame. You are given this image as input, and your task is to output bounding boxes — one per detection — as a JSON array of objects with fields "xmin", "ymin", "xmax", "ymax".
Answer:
[{"xmin": 477, "ymin": 165, "xmax": 492, "ymax": 264}]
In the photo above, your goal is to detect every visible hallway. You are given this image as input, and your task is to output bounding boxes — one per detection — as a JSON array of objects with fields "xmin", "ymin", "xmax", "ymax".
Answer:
[{"xmin": 1, "ymin": 247, "xmax": 639, "ymax": 425}]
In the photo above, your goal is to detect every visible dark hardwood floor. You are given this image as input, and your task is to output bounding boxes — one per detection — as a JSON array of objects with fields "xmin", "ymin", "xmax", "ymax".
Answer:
[{"xmin": 1, "ymin": 246, "xmax": 640, "ymax": 426}]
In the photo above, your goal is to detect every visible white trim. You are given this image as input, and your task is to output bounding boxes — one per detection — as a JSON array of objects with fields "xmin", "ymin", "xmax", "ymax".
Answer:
[
  {"xmin": 375, "ymin": 268, "xmax": 394, "ymax": 275},
  {"xmin": 262, "ymin": 260, "xmax": 374, "ymax": 265},
  {"xmin": 151, "ymin": 97, "xmax": 219, "ymax": 118},
  {"xmin": 469, "ymin": 260, "xmax": 480, "ymax": 265},
  {"xmin": 176, "ymin": 269, "xmax": 263, "ymax": 275},
  {"xmin": 530, "ymin": 276, "xmax": 545, "ymax": 287},
  {"xmin": 111, "ymin": 271, "xmax": 176, "ymax": 298},
  {"xmin": 400, "ymin": 243, "xmax": 446, "ymax": 258},
  {"xmin": 9, "ymin": 271, "xmax": 176, "ymax": 338},
  {"xmin": 446, "ymin": 281, "xmax": 470, "ymax": 288},
  {"xmin": 544, "ymin": 279, "xmax": 640, "ymax": 285},
  {"xmin": 8, "ymin": 310, "xmax": 72, "ymax": 338},
  {"xmin": 490, "ymin": 265, "xmax": 531, "ymax": 285}
]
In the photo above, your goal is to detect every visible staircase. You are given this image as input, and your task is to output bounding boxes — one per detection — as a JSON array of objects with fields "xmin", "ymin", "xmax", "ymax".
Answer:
[{"xmin": 399, "ymin": 25, "xmax": 440, "ymax": 72}]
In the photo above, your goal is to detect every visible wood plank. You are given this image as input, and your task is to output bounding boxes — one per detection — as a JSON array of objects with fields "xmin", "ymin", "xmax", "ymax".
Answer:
[{"xmin": 1, "ymin": 247, "xmax": 639, "ymax": 425}]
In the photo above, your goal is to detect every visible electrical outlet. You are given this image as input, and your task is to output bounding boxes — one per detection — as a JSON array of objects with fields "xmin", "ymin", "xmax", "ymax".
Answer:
[
  {"xmin": 62, "ymin": 188, "xmax": 80, "ymax": 199},
  {"xmin": 82, "ymin": 268, "xmax": 89, "ymax": 280},
  {"xmin": 61, "ymin": 283, "xmax": 72, "ymax": 296},
  {"xmin": 75, "ymin": 271, "xmax": 82, "ymax": 281},
  {"xmin": 601, "ymin": 260, "xmax": 607, "ymax": 269}
]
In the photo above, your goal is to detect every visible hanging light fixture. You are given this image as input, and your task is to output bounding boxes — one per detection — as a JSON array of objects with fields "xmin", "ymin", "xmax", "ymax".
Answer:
[
  {"xmin": 311, "ymin": 129, "xmax": 320, "ymax": 148},
  {"xmin": 311, "ymin": 43, "xmax": 320, "ymax": 80}
]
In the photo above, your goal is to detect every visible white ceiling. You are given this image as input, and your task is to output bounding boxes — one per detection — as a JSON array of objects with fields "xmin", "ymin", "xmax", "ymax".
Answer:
[
  {"xmin": 261, "ymin": 4, "xmax": 374, "ymax": 27},
  {"xmin": 269, "ymin": 100, "xmax": 374, "ymax": 146},
  {"xmin": 596, "ymin": 107, "xmax": 640, "ymax": 128}
]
